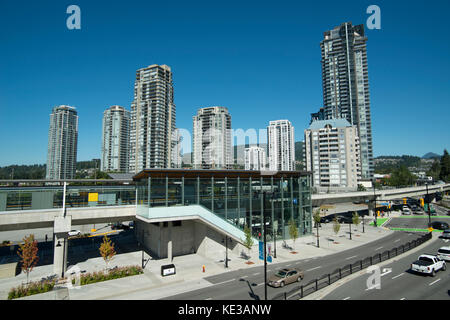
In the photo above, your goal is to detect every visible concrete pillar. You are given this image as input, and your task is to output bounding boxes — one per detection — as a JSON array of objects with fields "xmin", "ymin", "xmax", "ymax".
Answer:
[
  {"xmin": 167, "ymin": 223, "xmax": 173, "ymax": 262},
  {"xmin": 53, "ymin": 216, "xmax": 71, "ymax": 277}
]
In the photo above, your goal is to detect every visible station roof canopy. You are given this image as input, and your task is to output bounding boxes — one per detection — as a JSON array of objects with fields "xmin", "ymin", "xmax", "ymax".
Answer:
[{"xmin": 133, "ymin": 169, "xmax": 311, "ymax": 180}]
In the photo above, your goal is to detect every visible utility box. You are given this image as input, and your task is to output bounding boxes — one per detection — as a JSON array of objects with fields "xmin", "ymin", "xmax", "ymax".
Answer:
[{"xmin": 161, "ymin": 264, "xmax": 176, "ymax": 277}]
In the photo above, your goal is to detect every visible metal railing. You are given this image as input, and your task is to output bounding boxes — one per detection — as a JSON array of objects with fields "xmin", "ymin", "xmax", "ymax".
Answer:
[{"xmin": 272, "ymin": 232, "xmax": 433, "ymax": 300}]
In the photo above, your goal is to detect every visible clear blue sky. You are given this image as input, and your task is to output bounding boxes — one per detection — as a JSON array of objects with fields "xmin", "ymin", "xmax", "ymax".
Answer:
[{"xmin": 0, "ymin": 0, "xmax": 449, "ymax": 166}]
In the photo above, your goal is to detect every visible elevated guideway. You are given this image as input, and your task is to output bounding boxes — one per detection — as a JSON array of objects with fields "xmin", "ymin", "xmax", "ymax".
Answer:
[{"xmin": 311, "ymin": 183, "xmax": 450, "ymax": 206}]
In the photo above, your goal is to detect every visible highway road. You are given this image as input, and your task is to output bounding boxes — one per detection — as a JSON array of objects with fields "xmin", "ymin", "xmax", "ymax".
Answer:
[
  {"xmin": 161, "ymin": 230, "xmax": 424, "ymax": 300},
  {"xmin": 322, "ymin": 235, "xmax": 450, "ymax": 300}
]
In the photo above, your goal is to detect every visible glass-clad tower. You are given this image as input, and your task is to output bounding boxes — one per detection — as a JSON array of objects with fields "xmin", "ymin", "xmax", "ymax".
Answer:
[
  {"xmin": 320, "ymin": 22, "xmax": 374, "ymax": 179},
  {"xmin": 46, "ymin": 105, "xmax": 78, "ymax": 180},
  {"xmin": 101, "ymin": 105, "xmax": 130, "ymax": 172}
]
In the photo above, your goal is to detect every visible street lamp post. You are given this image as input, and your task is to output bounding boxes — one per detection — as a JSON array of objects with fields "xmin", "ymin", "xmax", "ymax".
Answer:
[
  {"xmin": 373, "ymin": 179, "xmax": 377, "ymax": 227},
  {"xmin": 426, "ymin": 183, "xmax": 431, "ymax": 226},
  {"xmin": 262, "ymin": 192, "xmax": 268, "ymax": 301},
  {"xmin": 225, "ymin": 236, "xmax": 228, "ymax": 268}
]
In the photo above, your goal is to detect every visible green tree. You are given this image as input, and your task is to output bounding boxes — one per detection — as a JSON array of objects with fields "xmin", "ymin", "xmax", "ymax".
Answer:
[
  {"xmin": 333, "ymin": 216, "xmax": 341, "ymax": 236},
  {"xmin": 17, "ymin": 235, "xmax": 39, "ymax": 284},
  {"xmin": 313, "ymin": 209, "xmax": 321, "ymax": 248},
  {"xmin": 439, "ymin": 149, "xmax": 450, "ymax": 182},
  {"xmin": 388, "ymin": 165, "xmax": 417, "ymax": 187},
  {"xmin": 352, "ymin": 212, "xmax": 360, "ymax": 231},
  {"xmin": 99, "ymin": 235, "xmax": 116, "ymax": 270},
  {"xmin": 427, "ymin": 159, "xmax": 440, "ymax": 181},
  {"xmin": 242, "ymin": 225, "xmax": 254, "ymax": 258},
  {"xmin": 357, "ymin": 184, "xmax": 367, "ymax": 191},
  {"xmin": 288, "ymin": 219, "xmax": 299, "ymax": 250}
]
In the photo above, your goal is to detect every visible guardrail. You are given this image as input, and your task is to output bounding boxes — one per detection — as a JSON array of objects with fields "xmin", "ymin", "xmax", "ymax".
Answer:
[{"xmin": 271, "ymin": 232, "xmax": 433, "ymax": 300}]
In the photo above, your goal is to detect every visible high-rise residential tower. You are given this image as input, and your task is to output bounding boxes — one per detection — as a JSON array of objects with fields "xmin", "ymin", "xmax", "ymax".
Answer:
[
  {"xmin": 267, "ymin": 120, "xmax": 295, "ymax": 171},
  {"xmin": 129, "ymin": 64, "xmax": 176, "ymax": 173},
  {"xmin": 101, "ymin": 105, "xmax": 130, "ymax": 172},
  {"xmin": 320, "ymin": 22, "xmax": 374, "ymax": 179},
  {"xmin": 46, "ymin": 105, "xmax": 78, "ymax": 180},
  {"xmin": 304, "ymin": 119, "xmax": 361, "ymax": 190},
  {"xmin": 192, "ymin": 106, "xmax": 232, "ymax": 169},
  {"xmin": 245, "ymin": 146, "xmax": 266, "ymax": 171}
]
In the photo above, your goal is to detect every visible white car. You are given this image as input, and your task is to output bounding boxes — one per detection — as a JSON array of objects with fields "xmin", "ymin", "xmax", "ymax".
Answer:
[
  {"xmin": 410, "ymin": 254, "xmax": 446, "ymax": 276},
  {"xmin": 437, "ymin": 247, "xmax": 450, "ymax": 262},
  {"xmin": 68, "ymin": 230, "xmax": 81, "ymax": 237},
  {"xmin": 402, "ymin": 208, "xmax": 412, "ymax": 215}
]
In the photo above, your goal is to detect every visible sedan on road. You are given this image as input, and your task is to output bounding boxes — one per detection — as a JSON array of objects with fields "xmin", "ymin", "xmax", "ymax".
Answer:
[
  {"xmin": 428, "ymin": 221, "xmax": 450, "ymax": 230},
  {"xmin": 437, "ymin": 247, "xmax": 450, "ymax": 262},
  {"xmin": 268, "ymin": 268, "xmax": 304, "ymax": 288}
]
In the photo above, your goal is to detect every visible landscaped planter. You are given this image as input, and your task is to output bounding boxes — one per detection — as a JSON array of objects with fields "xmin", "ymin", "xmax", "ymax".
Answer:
[{"xmin": 8, "ymin": 265, "xmax": 143, "ymax": 300}]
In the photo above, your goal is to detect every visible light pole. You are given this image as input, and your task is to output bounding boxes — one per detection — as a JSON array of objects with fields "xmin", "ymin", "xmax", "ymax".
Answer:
[
  {"xmin": 225, "ymin": 236, "xmax": 228, "ymax": 268},
  {"xmin": 426, "ymin": 183, "xmax": 431, "ymax": 226},
  {"xmin": 373, "ymin": 179, "xmax": 377, "ymax": 227}
]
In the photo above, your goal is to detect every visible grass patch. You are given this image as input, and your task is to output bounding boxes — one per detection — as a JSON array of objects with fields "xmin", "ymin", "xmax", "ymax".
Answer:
[{"xmin": 370, "ymin": 218, "xmax": 389, "ymax": 226}]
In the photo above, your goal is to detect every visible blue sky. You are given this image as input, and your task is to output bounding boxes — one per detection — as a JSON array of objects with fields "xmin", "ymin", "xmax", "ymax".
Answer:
[{"xmin": 0, "ymin": 0, "xmax": 449, "ymax": 166}]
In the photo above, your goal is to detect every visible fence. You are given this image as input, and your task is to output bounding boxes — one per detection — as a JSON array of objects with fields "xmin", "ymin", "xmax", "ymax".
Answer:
[{"xmin": 272, "ymin": 232, "xmax": 432, "ymax": 300}]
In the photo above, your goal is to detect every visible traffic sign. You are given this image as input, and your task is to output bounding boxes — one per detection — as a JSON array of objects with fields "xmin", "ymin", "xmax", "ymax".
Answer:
[
  {"xmin": 428, "ymin": 227, "xmax": 433, "ymax": 232},
  {"xmin": 259, "ymin": 241, "xmax": 264, "ymax": 260}
]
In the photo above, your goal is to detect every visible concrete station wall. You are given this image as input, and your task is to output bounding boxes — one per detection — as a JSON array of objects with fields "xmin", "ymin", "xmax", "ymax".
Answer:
[{"xmin": 135, "ymin": 219, "xmax": 240, "ymax": 260}]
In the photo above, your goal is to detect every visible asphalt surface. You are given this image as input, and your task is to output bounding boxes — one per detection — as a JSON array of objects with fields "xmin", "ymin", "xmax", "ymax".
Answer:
[
  {"xmin": 161, "ymin": 230, "xmax": 423, "ymax": 300},
  {"xmin": 322, "ymin": 235, "xmax": 450, "ymax": 300}
]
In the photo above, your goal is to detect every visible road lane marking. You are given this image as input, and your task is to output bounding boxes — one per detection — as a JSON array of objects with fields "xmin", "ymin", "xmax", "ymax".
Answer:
[
  {"xmin": 306, "ymin": 266, "xmax": 321, "ymax": 272},
  {"xmin": 394, "ymin": 239, "xmax": 400, "ymax": 243},
  {"xmin": 253, "ymin": 273, "xmax": 260, "ymax": 276},
  {"xmin": 345, "ymin": 255, "xmax": 358, "ymax": 260},
  {"xmin": 215, "ymin": 279, "xmax": 235, "ymax": 285},
  {"xmin": 286, "ymin": 264, "xmax": 291, "ymax": 266},
  {"xmin": 400, "ymin": 297, "xmax": 406, "ymax": 300},
  {"xmin": 256, "ymin": 282, "xmax": 264, "ymax": 286},
  {"xmin": 392, "ymin": 273, "xmax": 404, "ymax": 280},
  {"xmin": 429, "ymin": 278, "xmax": 441, "ymax": 286},
  {"xmin": 205, "ymin": 297, "xmax": 212, "ymax": 300},
  {"xmin": 343, "ymin": 297, "xmax": 351, "ymax": 300},
  {"xmin": 375, "ymin": 246, "xmax": 383, "ymax": 251}
]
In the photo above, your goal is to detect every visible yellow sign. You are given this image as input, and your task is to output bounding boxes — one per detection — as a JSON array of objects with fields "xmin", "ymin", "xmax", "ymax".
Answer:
[
  {"xmin": 91, "ymin": 229, "xmax": 97, "ymax": 233},
  {"xmin": 428, "ymin": 227, "xmax": 433, "ymax": 232},
  {"xmin": 88, "ymin": 193, "xmax": 98, "ymax": 202}
]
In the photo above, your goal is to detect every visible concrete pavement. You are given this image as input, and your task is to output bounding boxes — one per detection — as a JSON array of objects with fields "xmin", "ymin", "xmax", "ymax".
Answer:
[{"xmin": 0, "ymin": 221, "xmax": 395, "ymax": 300}]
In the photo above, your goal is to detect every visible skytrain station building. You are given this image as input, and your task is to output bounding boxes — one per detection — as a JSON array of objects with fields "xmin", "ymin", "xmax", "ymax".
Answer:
[{"xmin": 133, "ymin": 169, "xmax": 312, "ymax": 260}]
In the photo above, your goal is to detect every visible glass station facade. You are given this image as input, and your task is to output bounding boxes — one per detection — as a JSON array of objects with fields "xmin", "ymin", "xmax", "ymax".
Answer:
[{"xmin": 134, "ymin": 169, "xmax": 312, "ymax": 240}]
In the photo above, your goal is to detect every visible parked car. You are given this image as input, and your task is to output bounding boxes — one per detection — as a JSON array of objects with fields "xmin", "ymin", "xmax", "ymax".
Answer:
[
  {"xmin": 320, "ymin": 216, "xmax": 331, "ymax": 223},
  {"xmin": 336, "ymin": 215, "xmax": 353, "ymax": 224},
  {"xmin": 402, "ymin": 208, "xmax": 412, "ymax": 215},
  {"xmin": 68, "ymin": 230, "xmax": 81, "ymax": 237},
  {"xmin": 437, "ymin": 247, "xmax": 450, "ymax": 262},
  {"xmin": 268, "ymin": 268, "xmax": 304, "ymax": 288},
  {"xmin": 111, "ymin": 222, "xmax": 129, "ymax": 230},
  {"xmin": 440, "ymin": 230, "xmax": 450, "ymax": 239},
  {"xmin": 410, "ymin": 254, "xmax": 446, "ymax": 276},
  {"xmin": 428, "ymin": 221, "xmax": 450, "ymax": 230}
]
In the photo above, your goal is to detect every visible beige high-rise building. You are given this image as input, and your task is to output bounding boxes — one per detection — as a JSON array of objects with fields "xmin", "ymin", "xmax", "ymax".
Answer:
[
  {"xmin": 129, "ymin": 64, "xmax": 176, "ymax": 173},
  {"xmin": 192, "ymin": 106, "xmax": 232, "ymax": 169},
  {"xmin": 304, "ymin": 119, "xmax": 361, "ymax": 190}
]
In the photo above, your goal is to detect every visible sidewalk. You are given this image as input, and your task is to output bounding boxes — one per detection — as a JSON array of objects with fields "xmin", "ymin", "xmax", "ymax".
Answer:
[{"xmin": 0, "ymin": 222, "xmax": 394, "ymax": 300}]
